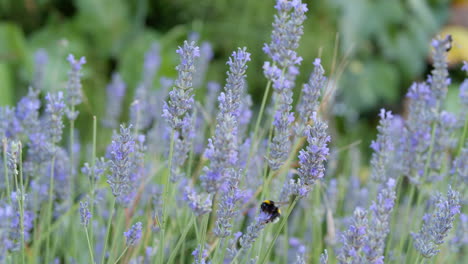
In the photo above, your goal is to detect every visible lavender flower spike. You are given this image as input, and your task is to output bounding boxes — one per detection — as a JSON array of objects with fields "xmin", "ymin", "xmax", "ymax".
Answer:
[
  {"xmin": 65, "ymin": 54, "xmax": 86, "ymax": 120},
  {"xmin": 45, "ymin": 92, "xmax": 66, "ymax": 143},
  {"xmin": 264, "ymin": 0, "xmax": 308, "ymax": 170},
  {"xmin": 370, "ymin": 109, "xmax": 395, "ymax": 184},
  {"xmin": 201, "ymin": 47, "xmax": 250, "ymax": 192},
  {"xmin": 214, "ymin": 169, "xmax": 243, "ymax": 237},
  {"xmin": 124, "ymin": 222, "xmax": 143, "ymax": 246},
  {"xmin": 163, "ymin": 41, "xmax": 200, "ymax": 130},
  {"xmin": 79, "ymin": 200, "xmax": 92, "ymax": 226},
  {"xmin": 107, "ymin": 125, "xmax": 136, "ymax": 205},
  {"xmin": 296, "ymin": 113, "xmax": 330, "ymax": 194},
  {"xmin": 295, "ymin": 58, "xmax": 326, "ymax": 135},
  {"xmin": 412, "ymin": 186, "xmax": 461, "ymax": 258},
  {"xmin": 337, "ymin": 207, "xmax": 368, "ymax": 264},
  {"xmin": 239, "ymin": 211, "xmax": 270, "ymax": 251},
  {"xmin": 364, "ymin": 178, "xmax": 397, "ymax": 263},
  {"xmin": 429, "ymin": 35, "xmax": 451, "ymax": 102},
  {"xmin": 183, "ymin": 187, "xmax": 212, "ymax": 216}
]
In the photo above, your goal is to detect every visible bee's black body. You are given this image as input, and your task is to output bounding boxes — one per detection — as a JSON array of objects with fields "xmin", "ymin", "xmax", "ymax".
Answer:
[{"xmin": 260, "ymin": 200, "xmax": 281, "ymax": 223}]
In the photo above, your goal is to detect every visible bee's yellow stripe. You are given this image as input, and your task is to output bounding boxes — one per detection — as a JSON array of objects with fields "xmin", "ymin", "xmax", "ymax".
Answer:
[
  {"xmin": 263, "ymin": 200, "xmax": 271, "ymax": 204},
  {"xmin": 278, "ymin": 208, "xmax": 281, "ymax": 214}
]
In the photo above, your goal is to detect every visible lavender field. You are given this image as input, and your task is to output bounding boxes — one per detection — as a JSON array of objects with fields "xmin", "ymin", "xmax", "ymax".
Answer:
[{"xmin": 0, "ymin": 0, "xmax": 467, "ymax": 263}]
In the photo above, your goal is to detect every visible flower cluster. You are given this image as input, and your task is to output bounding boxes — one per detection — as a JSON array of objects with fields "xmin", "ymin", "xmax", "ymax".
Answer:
[
  {"xmin": 412, "ymin": 186, "xmax": 461, "ymax": 258},
  {"xmin": 124, "ymin": 222, "xmax": 143, "ymax": 246}
]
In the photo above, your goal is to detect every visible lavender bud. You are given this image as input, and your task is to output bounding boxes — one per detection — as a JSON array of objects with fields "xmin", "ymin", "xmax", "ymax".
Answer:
[
  {"xmin": 370, "ymin": 109, "xmax": 395, "ymax": 184},
  {"xmin": 296, "ymin": 58, "xmax": 326, "ymax": 135},
  {"xmin": 337, "ymin": 207, "xmax": 368, "ymax": 264},
  {"xmin": 183, "ymin": 187, "xmax": 212, "ymax": 216},
  {"xmin": 163, "ymin": 41, "xmax": 200, "ymax": 130},
  {"xmin": 201, "ymin": 48, "xmax": 250, "ymax": 192},
  {"xmin": 364, "ymin": 178, "xmax": 396, "ymax": 263},
  {"xmin": 239, "ymin": 211, "xmax": 270, "ymax": 251},
  {"xmin": 106, "ymin": 125, "xmax": 136, "ymax": 205},
  {"xmin": 79, "ymin": 200, "xmax": 92, "ymax": 226},
  {"xmin": 295, "ymin": 113, "xmax": 330, "ymax": 196},
  {"xmin": 429, "ymin": 36, "xmax": 451, "ymax": 102},
  {"xmin": 214, "ymin": 168, "xmax": 243, "ymax": 237},
  {"xmin": 124, "ymin": 222, "xmax": 143, "ymax": 246},
  {"xmin": 412, "ymin": 186, "xmax": 461, "ymax": 258},
  {"xmin": 45, "ymin": 92, "xmax": 66, "ymax": 143},
  {"xmin": 65, "ymin": 54, "xmax": 86, "ymax": 120}
]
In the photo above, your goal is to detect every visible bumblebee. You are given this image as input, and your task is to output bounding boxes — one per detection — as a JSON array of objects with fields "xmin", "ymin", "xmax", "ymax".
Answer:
[{"xmin": 260, "ymin": 200, "xmax": 281, "ymax": 224}]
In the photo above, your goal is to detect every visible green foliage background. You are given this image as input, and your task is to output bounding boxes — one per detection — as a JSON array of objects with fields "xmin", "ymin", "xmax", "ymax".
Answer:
[{"xmin": 0, "ymin": 0, "xmax": 461, "ymax": 155}]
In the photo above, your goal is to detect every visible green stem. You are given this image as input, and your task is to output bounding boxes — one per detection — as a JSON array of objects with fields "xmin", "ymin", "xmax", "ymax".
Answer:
[
  {"xmin": 2, "ymin": 138, "xmax": 11, "ymax": 204},
  {"xmin": 167, "ymin": 216, "xmax": 195, "ymax": 264},
  {"xmin": 159, "ymin": 131, "xmax": 175, "ymax": 264},
  {"xmin": 198, "ymin": 213, "xmax": 210, "ymax": 261},
  {"xmin": 18, "ymin": 143, "xmax": 25, "ymax": 264},
  {"xmin": 101, "ymin": 198, "xmax": 116, "ymax": 264},
  {"xmin": 84, "ymin": 227, "xmax": 96, "ymax": 264},
  {"xmin": 458, "ymin": 114, "xmax": 468, "ymax": 155},
  {"xmin": 45, "ymin": 144, "xmax": 57, "ymax": 263},
  {"xmin": 259, "ymin": 197, "xmax": 299, "ymax": 264},
  {"xmin": 108, "ymin": 209, "xmax": 126, "ymax": 264},
  {"xmin": 89, "ymin": 116, "xmax": 97, "ymax": 256},
  {"xmin": 112, "ymin": 246, "xmax": 128, "ymax": 264}
]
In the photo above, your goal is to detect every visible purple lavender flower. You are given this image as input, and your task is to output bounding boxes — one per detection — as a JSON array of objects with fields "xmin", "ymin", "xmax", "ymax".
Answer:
[
  {"xmin": 369, "ymin": 109, "xmax": 395, "ymax": 183},
  {"xmin": 15, "ymin": 88, "xmax": 41, "ymax": 138},
  {"xmin": 264, "ymin": 0, "xmax": 308, "ymax": 170},
  {"xmin": 214, "ymin": 168, "xmax": 243, "ymax": 237},
  {"xmin": 201, "ymin": 48, "xmax": 250, "ymax": 192},
  {"xmin": 124, "ymin": 222, "xmax": 143, "ymax": 246},
  {"xmin": 295, "ymin": 113, "xmax": 330, "ymax": 196},
  {"xmin": 0, "ymin": 106, "xmax": 20, "ymax": 139},
  {"xmin": 65, "ymin": 54, "xmax": 86, "ymax": 120},
  {"xmin": 106, "ymin": 125, "xmax": 136, "ymax": 205},
  {"xmin": 143, "ymin": 43, "xmax": 161, "ymax": 86},
  {"xmin": 162, "ymin": 41, "xmax": 200, "ymax": 130},
  {"xmin": 295, "ymin": 58, "xmax": 326, "ymax": 135},
  {"xmin": 45, "ymin": 92, "xmax": 66, "ymax": 143},
  {"xmin": 263, "ymin": 0, "xmax": 307, "ymax": 69},
  {"xmin": 429, "ymin": 36, "xmax": 451, "ymax": 102},
  {"xmin": 103, "ymin": 73, "xmax": 126, "ymax": 128},
  {"xmin": 405, "ymin": 82, "xmax": 436, "ymax": 184},
  {"xmin": 79, "ymin": 200, "xmax": 92, "ymax": 226},
  {"xmin": 33, "ymin": 49, "xmax": 48, "ymax": 91},
  {"xmin": 183, "ymin": 186, "xmax": 212, "ymax": 216},
  {"xmin": 81, "ymin": 157, "xmax": 108, "ymax": 183},
  {"xmin": 192, "ymin": 245, "xmax": 209, "ymax": 264},
  {"xmin": 412, "ymin": 186, "xmax": 461, "ymax": 258},
  {"xmin": 363, "ymin": 178, "xmax": 396, "ymax": 263},
  {"xmin": 239, "ymin": 211, "xmax": 270, "ymax": 251},
  {"xmin": 337, "ymin": 207, "xmax": 368, "ymax": 264}
]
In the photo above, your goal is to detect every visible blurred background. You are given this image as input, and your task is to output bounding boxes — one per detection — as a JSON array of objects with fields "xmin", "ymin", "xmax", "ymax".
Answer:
[{"xmin": 0, "ymin": 0, "xmax": 467, "ymax": 159}]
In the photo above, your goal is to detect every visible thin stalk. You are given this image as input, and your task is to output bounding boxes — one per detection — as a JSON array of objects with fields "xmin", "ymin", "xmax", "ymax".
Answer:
[
  {"xmin": 458, "ymin": 114, "xmax": 468, "ymax": 155},
  {"xmin": 112, "ymin": 246, "xmax": 129, "ymax": 264},
  {"xmin": 259, "ymin": 197, "xmax": 299, "ymax": 264},
  {"xmin": 2, "ymin": 138, "xmax": 11, "ymax": 204},
  {"xmin": 18, "ymin": 143, "xmax": 25, "ymax": 264},
  {"xmin": 45, "ymin": 143, "xmax": 57, "ymax": 263},
  {"xmin": 167, "ymin": 216, "xmax": 195, "ymax": 264},
  {"xmin": 384, "ymin": 174, "xmax": 403, "ymax": 257},
  {"xmin": 89, "ymin": 116, "xmax": 97, "ymax": 254},
  {"xmin": 84, "ymin": 227, "xmax": 96, "ymax": 264},
  {"xmin": 159, "ymin": 131, "xmax": 175, "ymax": 264},
  {"xmin": 101, "ymin": 198, "xmax": 116, "ymax": 264},
  {"xmin": 108, "ymin": 209, "xmax": 126, "ymax": 264},
  {"xmin": 198, "ymin": 213, "xmax": 210, "ymax": 261}
]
